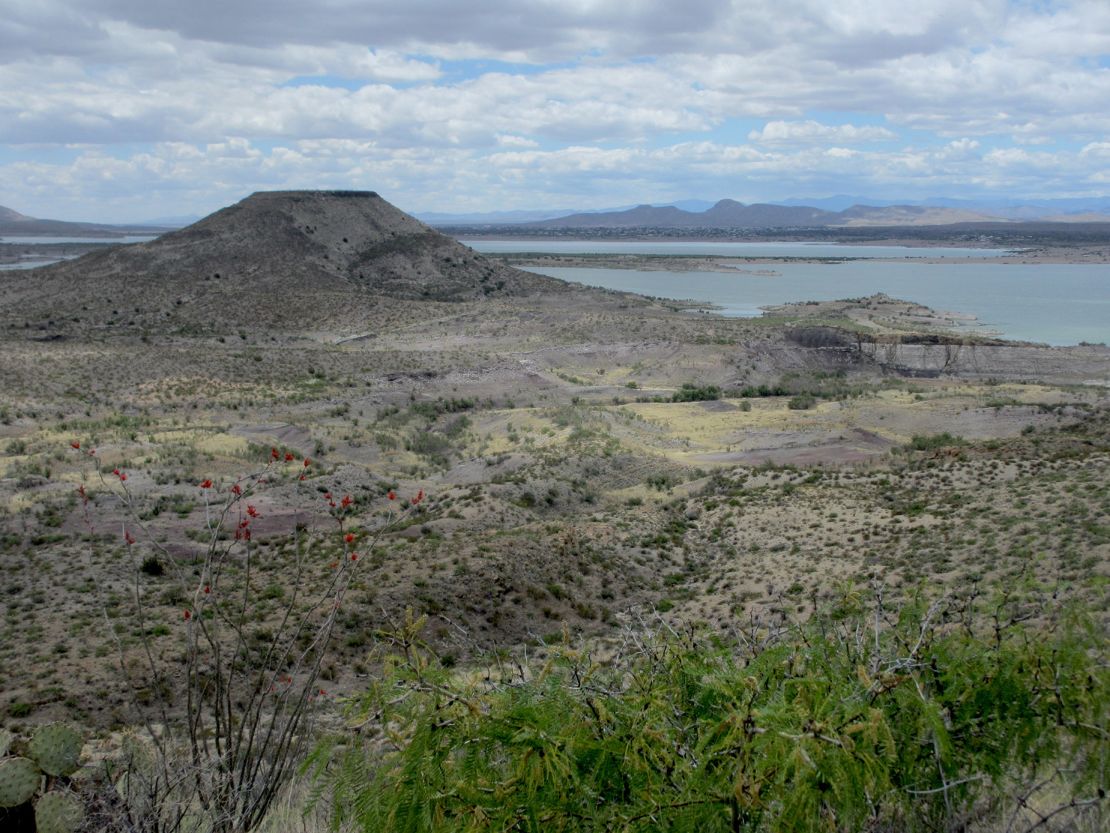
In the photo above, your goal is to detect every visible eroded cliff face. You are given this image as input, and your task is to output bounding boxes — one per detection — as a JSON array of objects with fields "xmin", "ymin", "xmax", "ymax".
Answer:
[{"xmin": 858, "ymin": 341, "xmax": 1110, "ymax": 384}]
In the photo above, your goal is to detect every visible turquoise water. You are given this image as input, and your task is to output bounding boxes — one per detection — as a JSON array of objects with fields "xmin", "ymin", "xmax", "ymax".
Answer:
[
  {"xmin": 465, "ymin": 240, "xmax": 1012, "ymax": 259},
  {"xmin": 524, "ymin": 262, "xmax": 1109, "ymax": 347}
]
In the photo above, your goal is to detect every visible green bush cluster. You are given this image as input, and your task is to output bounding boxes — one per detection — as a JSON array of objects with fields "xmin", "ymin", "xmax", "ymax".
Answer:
[
  {"xmin": 672, "ymin": 384, "xmax": 722, "ymax": 402},
  {"xmin": 316, "ymin": 593, "xmax": 1107, "ymax": 832},
  {"xmin": 906, "ymin": 432, "xmax": 968, "ymax": 452}
]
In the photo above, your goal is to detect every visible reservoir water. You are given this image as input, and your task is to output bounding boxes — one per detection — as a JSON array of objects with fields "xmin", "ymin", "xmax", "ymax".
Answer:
[
  {"xmin": 0, "ymin": 234, "xmax": 160, "ymax": 270},
  {"xmin": 0, "ymin": 235, "xmax": 159, "ymax": 244},
  {"xmin": 461, "ymin": 240, "xmax": 1107, "ymax": 346},
  {"xmin": 517, "ymin": 262, "xmax": 1108, "ymax": 346},
  {"xmin": 465, "ymin": 240, "xmax": 1012, "ymax": 259},
  {"xmin": 3, "ymin": 236, "xmax": 1105, "ymax": 345}
]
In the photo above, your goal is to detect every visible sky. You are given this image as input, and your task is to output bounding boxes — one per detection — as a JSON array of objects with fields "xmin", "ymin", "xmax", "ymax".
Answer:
[{"xmin": 1, "ymin": 0, "xmax": 1109, "ymax": 222}]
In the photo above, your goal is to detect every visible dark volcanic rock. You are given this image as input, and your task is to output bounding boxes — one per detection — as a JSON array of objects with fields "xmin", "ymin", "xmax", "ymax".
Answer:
[{"xmin": 0, "ymin": 191, "xmax": 563, "ymax": 335}]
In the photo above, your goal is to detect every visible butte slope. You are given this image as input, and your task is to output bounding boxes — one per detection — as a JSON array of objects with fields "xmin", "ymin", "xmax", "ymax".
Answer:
[{"xmin": 0, "ymin": 191, "xmax": 564, "ymax": 337}]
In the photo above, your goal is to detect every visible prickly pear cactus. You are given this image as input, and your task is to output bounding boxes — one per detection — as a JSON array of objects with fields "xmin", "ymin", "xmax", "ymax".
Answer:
[
  {"xmin": 34, "ymin": 790, "xmax": 85, "ymax": 833},
  {"xmin": 0, "ymin": 756, "xmax": 40, "ymax": 807},
  {"xmin": 28, "ymin": 724, "xmax": 82, "ymax": 777}
]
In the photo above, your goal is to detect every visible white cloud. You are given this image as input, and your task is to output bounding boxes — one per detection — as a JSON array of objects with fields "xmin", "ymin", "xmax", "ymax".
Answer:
[
  {"xmin": 936, "ymin": 138, "xmax": 980, "ymax": 160},
  {"xmin": 748, "ymin": 121, "xmax": 896, "ymax": 144},
  {"xmin": 1, "ymin": 0, "xmax": 1107, "ymax": 218},
  {"xmin": 10, "ymin": 134, "xmax": 1106, "ymax": 223},
  {"xmin": 1080, "ymin": 142, "xmax": 1110, "ymax": 159},
  {"xmin": 495, "ymin": 135, "xmax": 540, "ymax": 148}
]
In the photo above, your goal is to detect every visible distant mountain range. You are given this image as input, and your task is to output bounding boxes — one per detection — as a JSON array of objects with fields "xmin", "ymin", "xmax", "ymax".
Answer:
[
  {"xmin": 511, "ymin": 199, "xmax": 1010, "ymax": 229},
  {"xmin": 5, "ymin": 194, "xmax": 1110, "ymax": 236},
  {"xmin": 0, "ymin": 205, "xmax": 28, "ymax": 224},
  {"xmin": 424, "ymin": 197, "xmax": 1110, "ymax": 228},
  {"xmin": 417, "ymin": 200, "xmax": 716, "ymax": 225},
  {"xmin": 0, "ymin": 204, "xmax": 171, "ymax": 237},
  {"xmin": 141, "ymin": 213, "xmax": 203, "ymax": 227},
  {"xmin": 777, "ymin": 195, "xmax": 1110, "ymax": 219}
]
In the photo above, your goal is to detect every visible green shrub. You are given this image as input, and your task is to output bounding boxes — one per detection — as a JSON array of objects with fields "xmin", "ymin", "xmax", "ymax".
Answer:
[
  {"xmin": 672, "ymin": 384, "xmax": 721, "ymax": 402},
  {"xmin": 316, "ymin": 593, "xmax": 1107, "ymax": 833},
  {"xmin": 907, "ymin": 433, "xmax": 966, "ymax": 451},
  {"xmin": 787, "ymin": 393, "xmax": 817, "ymax": 410}
]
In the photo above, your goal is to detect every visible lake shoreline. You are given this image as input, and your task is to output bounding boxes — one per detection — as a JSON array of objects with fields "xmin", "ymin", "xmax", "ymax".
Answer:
[
  {"xmin": 5, "ymin": 234, "xmax": 1106, "ymax": 270},
  {"xmin": 485, "ymin": 247, "xmax": 1109, "ymax": 271},
  {"xmin": 462, "ymin": 235, "xmax": 1110, "ymax": 266}
]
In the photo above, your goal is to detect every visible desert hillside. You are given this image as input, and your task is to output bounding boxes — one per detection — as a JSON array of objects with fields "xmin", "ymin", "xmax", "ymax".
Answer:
[
  {"xmin": 0, "ymin": 191, "xmax": 566, "ymax": 338},
  {"xmin": 0, "ymin": 192, "xmax": 1105, "ymax": 833}
]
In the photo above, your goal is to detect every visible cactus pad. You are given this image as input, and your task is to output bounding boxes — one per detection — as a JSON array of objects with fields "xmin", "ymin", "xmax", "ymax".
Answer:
[
  {"xmin": 34, "ymin": 790, "xmax": 85, "ymax": 833},
  {"xmin": 0, "ymin": 756, "xmax": 40, "ymax": 807},
  {"xmin": 28, "ymin": 724, "xmax": 82, "ymax": 777}
]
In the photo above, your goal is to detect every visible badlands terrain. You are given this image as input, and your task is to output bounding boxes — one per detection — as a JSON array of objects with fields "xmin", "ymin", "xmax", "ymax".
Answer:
[{"xmin": 0, "ymin": 190, "xmax": 1107, "ymax": 730}]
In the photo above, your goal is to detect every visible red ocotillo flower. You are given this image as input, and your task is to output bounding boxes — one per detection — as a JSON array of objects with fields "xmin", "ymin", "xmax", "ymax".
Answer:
[
  {"xmin": 70, "ymin": 440, "xmax": 80, "ymax": 450},
  {"xmin": 271, "ymin": 447, "xmax": 279, "ymax": 461},
  {"xmin": 183, "ymin": 609, "xmax": 192, "ymax": 621},
  {"xmin": 199, "ymin": 478, "xmax": 213, "ymax": 489},
  {"xmin": 344, "ymin": 532, "xmax": 355, "ymax": 544}
]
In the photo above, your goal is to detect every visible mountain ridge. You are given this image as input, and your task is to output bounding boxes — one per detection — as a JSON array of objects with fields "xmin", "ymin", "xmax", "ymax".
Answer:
[
  {"xmin": 425, "ymin": 196, "xmax": 1110, "ymax": 229},
  {"xmin": 9, "ymin": 195, "xmax": 1110, "ymax": 234},
  {"xmin": 0, "ymin": 203, "xmax": 167, "ymax": 237},
  {"xmin": 518, "ymin": 201, "xmax": 1013, "ymax": 229},
  {"xmin": 0, "ymin": 204, "xmax": 31, "ymax": 223}
]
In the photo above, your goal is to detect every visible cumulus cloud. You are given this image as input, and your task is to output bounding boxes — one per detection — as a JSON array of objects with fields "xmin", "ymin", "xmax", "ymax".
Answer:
[
  {"xmin": 748, "ymin": 121, "xmax": 896, "ymax": 144},
  {"xmin": 6, "ymin": 134, "xmax": 1106, "ymax": 222},
  {"xmin": 1, "ymin": 0, "xmax": 1107, "ymax": 218}
]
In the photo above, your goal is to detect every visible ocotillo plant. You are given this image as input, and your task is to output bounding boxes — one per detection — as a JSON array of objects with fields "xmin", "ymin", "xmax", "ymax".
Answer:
[{"xmin": 71, "ymin": 442, "xmax": 425, "ymax": 833}]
